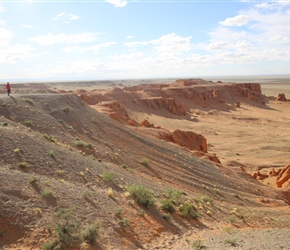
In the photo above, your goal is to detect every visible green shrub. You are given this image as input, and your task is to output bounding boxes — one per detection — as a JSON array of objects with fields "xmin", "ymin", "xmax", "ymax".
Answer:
[
  {"xmin": 161, "ymin": 198, "xmax": 175, "ymax": 213},
  {"xmin": 43, "ymin": 134, "xmax": 56, "ymax": 143},
  {"xmin": 162, "ymin": 213, "xmax": 172, "ymax": 221},
  {"xmin": 2, "ymin": 122, "xmax": 8, "ymax": 127},
  {"xmin": 41, "ymin": 188, "xmax": 53, "ymax": 198},
  {"xmin": 102, "ymin": 172, "xmax": 115, "ymax": 185},
  {"xmin": 192, "ymin": 239, "xmax": 206, "ymax": 250},
  {"xmin": 86, "ymin": 143, "xmax": 93, "ymax": 150},
  {"xmin": 179, "ymin": 203, "xmax": 199, "ymax": 219},
  {"xmin": 62, "ymin": 107, "xmax": 70, "ymax": 113},
  {"xmin": 224, "ymin": 238, "xmax": 238, "ymax": 247},
  {"xmin": 82, "ymin": 222, "xmax": 99, "ymax": 245},
  {"xmin": 165, "ymin": 188, "xmax": 183, "ymax": 204},
  {"xmin": 76, "ymin": 139, "xmax": 84, "ymax": 147},
  {"xmin": 140, "ymin": 158, "xmax": 150, "ymax": 166},
  {"xmin": 122, "ymin": 218, "xmax": 130, "ymax": 231},
  {"xmin": 48, "ymin": 150, "xmax": 54, "ymax": 158},
  {"xmin": 24, "ymin": 119, "xmax": 33, "ymax": 126},
  {"xmin": 18, "ymin": 161, "xmax": 28, "ymax": 169},
  {"xmin": 22, "ymin": 97, "xmax": 34, "ymax": 105},
  {"xmin": 41, "ymin": 241, "xmax": 54, "ymax": 250},
  {"xmin": 126, "ymin": 184, "xmax": 155, "ymax": 208}
]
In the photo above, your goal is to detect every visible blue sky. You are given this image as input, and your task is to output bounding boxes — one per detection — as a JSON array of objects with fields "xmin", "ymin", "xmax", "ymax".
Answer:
[{"xmin": 1, "ymin": 0, "xmax": 290, "ymax": 81}]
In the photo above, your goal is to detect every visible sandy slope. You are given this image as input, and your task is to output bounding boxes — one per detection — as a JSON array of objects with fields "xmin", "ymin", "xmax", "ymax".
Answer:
[{"xmin": 0, "ymin": 79, "xmax": 289, "ymax": 250}]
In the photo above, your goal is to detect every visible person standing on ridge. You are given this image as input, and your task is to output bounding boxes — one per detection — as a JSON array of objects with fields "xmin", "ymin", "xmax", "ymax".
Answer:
[{"xmin": 6, "ymin": 82, "xmax": 11, "ymax": 96}]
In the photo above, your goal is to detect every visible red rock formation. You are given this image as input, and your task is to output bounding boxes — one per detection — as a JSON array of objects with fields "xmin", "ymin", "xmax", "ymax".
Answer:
[
  {"xmin": 140, "ymin": 97, "xmax": 186, "ymax": 115},
  {"xmin": 141, "ymin": 119, "xmax": 154, "ymax": 128},
  {"xmin": 157, "ymin": 129, "xmax": 207, "ymax": 153},
  {"xmin": 252, "ymin": 171, "xmax": 268, "ymax": 180},
  {"xmin": 276, "ymin": 164, "xmax": 290, "ymax": 188},
  {"xmin": 277, "ymin": 93, "xmax": 287, "ymax": 101},
  {"xmin": 269, "ymin": 168, "xmax": 277, "ymax": 177}
]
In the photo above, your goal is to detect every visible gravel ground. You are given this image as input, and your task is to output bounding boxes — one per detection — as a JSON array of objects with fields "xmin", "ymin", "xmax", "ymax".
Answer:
[{"xmin": 181, "ymin": 228, "xmax": 290, "ymax": 250}]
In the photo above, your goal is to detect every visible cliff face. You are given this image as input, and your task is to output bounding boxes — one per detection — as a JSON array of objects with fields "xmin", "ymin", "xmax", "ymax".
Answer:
[{"xmin": 137, "ymin": 97, "xmax": 186, "ymax": 115}]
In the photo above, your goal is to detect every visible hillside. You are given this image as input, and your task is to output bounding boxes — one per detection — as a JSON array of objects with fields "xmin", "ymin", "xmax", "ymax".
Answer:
[{"xmin": 0, "ymin": 79, "xmax": 289, "ymax": 249}]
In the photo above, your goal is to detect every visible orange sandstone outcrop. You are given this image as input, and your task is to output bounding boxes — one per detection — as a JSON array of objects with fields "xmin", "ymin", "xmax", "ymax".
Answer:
[
  {"xmin": 157, "ymin": 129, "xmax": 207, "ymax": 153},
  {"xmin": 277, "ymin": 93, "xmax": 287, "ymax": 101},
  {"xmin": 276, "ymin": 164, "xmax": 290, "ymax": 188}
]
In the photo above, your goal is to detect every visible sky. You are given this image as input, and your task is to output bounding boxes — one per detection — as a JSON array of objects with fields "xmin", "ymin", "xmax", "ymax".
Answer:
[{"xmin": 0, "ymin": 0, "xmax": 290, "ymax": 81}]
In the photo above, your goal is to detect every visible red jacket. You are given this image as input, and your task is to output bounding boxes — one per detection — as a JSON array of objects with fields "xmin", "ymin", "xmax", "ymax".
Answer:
[{"xmin": 6, "ymin": 84, "xmax": 10, "ymax": 90}]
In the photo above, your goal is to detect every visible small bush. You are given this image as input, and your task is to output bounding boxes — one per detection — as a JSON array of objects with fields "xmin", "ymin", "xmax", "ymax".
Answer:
[
  {"xmin": 115, "ymin": 207, "xmax": 123, "ymax": 217},
  {"xmin": 179, "ymin": 203, "xmax": 199, "ymax": 219},
  {"xmin": 86, "ymin": 143, "xmax": 93, "ymax": 150},
  {"xmin": 161, "ymin": 198, "xmax": 175, "ymax": 213},
  {"xmin": 107, "ymin": 187, "xmax": 114, "ymax": 197},
  {"xmin": 62, "ymin": 107, "xmax": 70, "ymax": 113},
  {"xmin": 165, "ymin": 188, "xmax": 183, "ymax": 204},
  {"xmin": 82, "ymin": 222, "xmax": 100, "ymax": 245},
  {"xmin": 102, "ymin": 172, "xmax": 115, "ymax": 185},
  {"xmin": 13, "ymin": 148, "xmax": 20, "ymax": 153},
  {"xmin": 18, "ymin": 161, "xmax": 28, "ymax": 169},
  {"xmin": 24, "ymin": 119, "xmax": 33, "ymax": 126},
  {"xmin": 224, "ymin": 238, "xmax": 238, "ymax": 247},
  {"xmin": 22, "ymin": 97, "xmax": 34, "ymax": 105},
  {"xmin": 42, "ymin": 241, "xmax": 54, "ymax": 250},
  {"xmin": 2, "ymin": 122, "xmax": 8, "ymax": 127},
  {"xmin": 140, "ymin": 158, "xmax": 150, "ymax": 166},
  {"xmin": 76, "ymin": 139, "xmax": 84, "ymax": 147},
  {"xmin": 41, "ymin": 188, "xmax": 53, "ymax": 198},
  {"xmin": 122, "ymin": 218, "xmax": 130, "ymax": 231},
  {"xmin": 43, "ymin": 134, "xmax": 56, "ymax": 143},
  {"xmin": 192, "ymin": 239, "xmax": 206, "ymax": 250},
  {"xmin": 48, "ymin": 150, "xmax": 54, "ymax": 158},
  {"xmin": 126, "ymin": 184, "xmax": 155, "ymax": 208},
  {"xmin": 162, "ymin": 213, "xmax": 172, "ymax": 221}
]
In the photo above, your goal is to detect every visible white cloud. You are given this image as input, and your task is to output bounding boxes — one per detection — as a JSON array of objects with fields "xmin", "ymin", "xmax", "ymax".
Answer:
[
  {"xmin": 0, "ymin": 4, "xmax": 4, "ymax": 12},
  {"xmin": 219, "ymin": 14, "xmax": 250, "ymax": 27},
  {"xmin": 20, "ymin": 24, "xmax": 34, "ymax": 29},
  {"xmin": 105, "ymin": 0, "xmax": 128, "ymax": 8},
  {"xmin": 126, "ymin": 35, "xmax": 133, "ymax": 39},
  {"xmin": 62, "ymin": 42, "xmax": 116, "ymax": 53},
  {"xmin": 52, "ymin": 12, "xmax": 80, "ymax": 23},
  {"xmin": 29, "ymin": 32, "xmax": 99, "ymax": 45}
]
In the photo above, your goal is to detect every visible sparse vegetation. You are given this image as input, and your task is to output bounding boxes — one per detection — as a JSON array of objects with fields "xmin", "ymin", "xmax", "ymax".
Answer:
[
  {"xmin": 43, "ymin": 134, "xmax": 56, "ymax": 143},
  {"xmin": 179, "ymin": 202, "xmax": 199, "ymax": 219},
  {"xmin": 22, "ymin": 97, "xmax": 34, "ymax": 105},
  {"xmin": 48, "ymin": 150, "xmax": 54, "ymax": 158},
  {"xmin": 161, "ymin": 198, "xmax": 175, "ymax": 213},
  {"xmin": 140, "ymin": 157, "xmax": 150, "ymax": 166},
  {"xmin": 76, "ymin": 139, "xmax": 84, "ymax": 147},
  {"xmin": 23, "ymin": 119, "xmax": 33, "ymax": 126},
  {"xmin": 62, "ymin": 107, "xmax": 71, "ymax": 113},
  {"xmin": 122, "ymin": 218, "xmax": 130, "ymax": 231},
  {"xmin": 107, "ymin": 187, "xmax": 114, "ymax": 197},
  {"xmin": 18, "ymin": 161, "xmax": 28, "ymax": 169},
  {"xmin": 41, "ymin": 188, "xmax": 53, "ymax": 198},
  {"xmin": 81, "ymin": 222, "xmax": 100, "ymax": 245},
  {"xmin": 126, "ymin": 184, "xmax": 155, "ymax": 208},
  {"xmin": 192, "ymin": 239, "xmax": 206, "ymax": 250},
  {"xmin": 162, "ymin": 213, "xmax": 172, "ymax": 221},
  {"xmin": 224, "ymin": 238, "xmax": 238, "ymax": 247},
  {"xmin": 115, "ymin": 207, "xmax": 123, "ymax": 217},
  {"xmin": 102, "ymin": 172, "xmax": 115, "ymax": 185},
  {"xmin": 2, "ymin": 122, "xmax": 8, "ymax": 126},
  {"xmin": 13, "ymin": 148, "xmax": 21, "ymax": 153}
]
